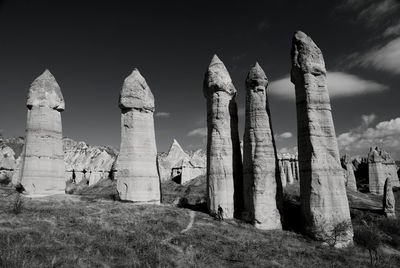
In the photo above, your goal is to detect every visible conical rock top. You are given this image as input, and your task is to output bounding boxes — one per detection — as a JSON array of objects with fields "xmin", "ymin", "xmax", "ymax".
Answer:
[
  {"xmin": 203, "ymin": 54, "xmax": 236, "ymax": 98},
  {"xmin": 119, "ymin": 68, "xmax": 155, "ymax": 111},
  {"xmin": 27, "ymin": 69, "xmax": 65, "ymax": 111},
  {"xmin": 291, "ymin": 31, "xmax": 326, "ymax": 81},
  {"xmin": 246, "ymin": 62, "xmax": 268, "ymax": 88}
]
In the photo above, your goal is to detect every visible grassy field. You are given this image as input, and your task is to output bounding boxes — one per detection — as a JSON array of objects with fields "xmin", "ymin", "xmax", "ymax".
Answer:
[{"xmin": 1, "ymin": 192, "xmax": 400, "ymax": 268}]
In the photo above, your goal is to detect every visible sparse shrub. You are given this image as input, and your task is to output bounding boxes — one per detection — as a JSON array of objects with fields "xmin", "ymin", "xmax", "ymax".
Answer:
[
  {"xmin": 325, "ymin": 220, "xmax": 353, "ymax": 247},
  {"xmin": 12, "ymin": 193, "xmax": 23, "ymax": 215},
  {"xmin": 354, "ymin": 225, "xmax": 381, "ymax": 265}
]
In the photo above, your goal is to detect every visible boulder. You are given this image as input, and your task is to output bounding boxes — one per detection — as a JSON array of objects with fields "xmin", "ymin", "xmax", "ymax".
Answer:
[
  {"xmin": 115, "ymin": 69, "xmax": 160, "ymax": 203},
  {"xmin": 291, "ymin": 31, "xmax": 353, "ymax": 247},
  {"xmin": 242, "ymin": 63, "xmax": 282, "ymax": 229},
  {"xmin": 203, "ymin": 55, "xmax": 243, "ymax": 219}
]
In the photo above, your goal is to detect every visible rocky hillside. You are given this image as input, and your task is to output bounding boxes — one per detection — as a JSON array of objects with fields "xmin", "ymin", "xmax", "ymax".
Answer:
[{"xmin": 0, "ymin": 137, "xmax": 118, "ymax": 187}]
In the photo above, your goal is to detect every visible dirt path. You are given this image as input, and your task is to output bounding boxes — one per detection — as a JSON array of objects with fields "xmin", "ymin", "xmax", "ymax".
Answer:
[
  {"xmin": 180, "ymin": 210, "xmax": 195, "ymax": 234},
  {"xmin": 161, "ymin": 209, "xmax": 196, "ymax": 259}
]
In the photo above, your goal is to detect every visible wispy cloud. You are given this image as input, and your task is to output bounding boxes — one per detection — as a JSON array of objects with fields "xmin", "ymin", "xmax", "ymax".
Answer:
[
  {"xmin": 340, "ymin": 0, "xmax": 399, "ymax": 28},
  {"xmin": 351, "ymin": 37, "xmax": 400, "ymax": 74},
  {"xmin": 268, "ymin": 72, "xmax": 387, "ymax": 100},
  {"xmin": 337, "ymin": 115, "xmax": 400, "ymax": 159},
  {"xmin": 187, "ymin": 127, "xmax": 207, "ymax": 138},
  {"xmin": 383, "ymin": 20, "xmax": 400, "ymax": 37},
  {"xmin": 155, "ymin": 112, "xmax": 170, "ymax": 118},
  {"xmin": 276, "ymin": 132, "xmax": 293, "ymax": 139}
]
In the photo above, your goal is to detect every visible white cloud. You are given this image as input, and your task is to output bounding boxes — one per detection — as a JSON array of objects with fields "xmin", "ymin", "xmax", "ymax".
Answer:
[
  {"xmin": 383, "ymin": 21, "xmax": 400, "ymax": 37},
  {"xmin": 187, "ymin": 127, "xmax": 207, "ymax": 138},
  {"xmin": 277, "ymin": 132, "xmax": 293, "ymax": 139},
  {"xmin": 268, "ymin": 72, "xmax": 387, "ymax": 100},
  {"xmin": 337, "ymin": 115, "xmax": 400, "ymax": 159},
  {"xmin": 356, "ymin": 37, "xmax": 400, "ymax": 74},
  {"xmin": 155, "ymin": 112, "xmax": 170, "ymax": 118},
  {"xmin": 341, "ymin": 0, "xmax": 399, "ymax": 28}
]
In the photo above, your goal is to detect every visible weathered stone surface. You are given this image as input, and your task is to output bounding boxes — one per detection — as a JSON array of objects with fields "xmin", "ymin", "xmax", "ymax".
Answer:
[
  {"xmin": 341, "ymin": 154, "xmax": 357, "ymax": 191},
  {"xmin": 115, "ymin": 69, "xmax": 160, "ymax": 203},
  {"xmin": 242, "ymin": 63, "xmax": 281, "ymax": 230},
  {"xmin": 278, "ymin": 153, "xmax": 299, "ymax": 187},
  {"xmin": 368, "ymin": 147, "xmax": 400, "ymax": 195},
  {"xmin": 157, "ymin": 139, "xmax": 206, "ymax": 185},
  {"xmin": 0, "ymin": 145, "xmax": 16, "ymax": 171},
  {"xmin": 18, "ymin": 70, "xmax": 66, "ymax": 194},
  {"xmin": 203, "ymin": 55, "xmax": 243, "ymax": 218},
  {"xmin": 63, "ymin": 138, "xmax": 117, "ymax": 186},
  {"xmin": 291, "ymin": 31, "xmax": 353, "ymax": 247},
  {"xmin": 383, "ymin": 177, "xmax": 396, "ymax": 219},
  {"xmin": 157, "ymin": 139, "xmax": 190, "ymax": 182}
]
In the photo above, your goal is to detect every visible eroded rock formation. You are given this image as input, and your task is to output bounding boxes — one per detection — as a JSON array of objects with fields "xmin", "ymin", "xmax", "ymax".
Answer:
[
  {"xmin": 0, "ymin": 144, "xmax": 16, "ymax": 185},
  {"xmin": 203, "ymin": 55, "xmax": 243, "ymax": 218},
  {"xmin": 18, "ymin": 70, "xmax": 66, "ymax": 194},
  {"xmin": 278, "ymin": 153, "xmax": 299, "ymax": 187},
  {"xmin": 368, "ymin": 147, "xmax": 400, "ymax": 195},
  {"xmin": 157, "ymin": 139, "xmax": 206, "ymax": 185},
  {"xmin": 383, "ymin": 177, "xmax": 396, "ymax": 219},
  {"xmin": 291, "ymin": 31, "xmax": 353, "ymax": 247},
  {"xmin": 242, "ymin": 63, "xmax": 281, "ymax": 230},
  {"xmin": 115, "ymin": 69, "xmax": 160, "ymax": 203},
  {"xmin": 341, "ymin": 154, "xmax": 357, "ymax": 191},
  {"xmin": 63, "ymin": 138, "xmax": 117, "ymax": 186}
]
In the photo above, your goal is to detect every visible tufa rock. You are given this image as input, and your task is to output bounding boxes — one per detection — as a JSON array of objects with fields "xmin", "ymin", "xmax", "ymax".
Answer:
[
  {"xmin": 291, "ymin": 31, "xmax": 353, "ymax": 247},
  {"xmin": 383, "ymin": 177, "xmax": 396, "ymax": 219},
  {"xmin": 115, "ymin": 69, "xmax": 160, "ymax": 203},
  {"xmin": 242, "ymin": 63, "xmax": 282, "ymax": 230},
  {"xmin": 368, "ymin": 147, "xmax": 400, "ymax": 195},
  {"xmin": 341, "ymin": 154, "xmax": 358, "ymax": 191},
  {"xmin": 203, "ymin": 55, "xmax": 243, "ymax": 219},
  {"xmin": 18, "ymin": 70, "xmax": 66, "ymax": 194}
]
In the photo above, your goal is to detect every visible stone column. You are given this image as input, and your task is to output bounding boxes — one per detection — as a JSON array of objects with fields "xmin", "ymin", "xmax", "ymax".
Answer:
[
  {"xmin": 341, "ymin": 154, "xmax": 357, "ymax": 191},
  {"xmin": 116, "ymin": 69, "xmax": 160, "ymax": 203},
  {"xmin": 242, "ymin": 63, "xmax": 282, "ymax": 230},
  {"xmin": 383, "ymin": 177, "xmax": 396, "ymax": 219},
  {"xmin": 203, "ymin": 55, "xmax": 243, "ymax": 219},
  {"xmin": 291, "ymin": 31, "xmax": 353, "ymax": 247},
  {"xmin": 19, "ymin": 70, "xmax": 66, "ymax": 194}
]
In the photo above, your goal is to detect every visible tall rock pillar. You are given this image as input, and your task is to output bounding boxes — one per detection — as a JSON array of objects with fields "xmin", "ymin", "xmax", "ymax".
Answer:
[
  {"xmin": 19, "ymin": 70, "xmax": 65, "ymax": 194},
  {"xmin": 116, "ymin": 69, "xmax": 160, "ymax": 203},
  {"xmin": 203, "ymin": 55, "xmax": 243, "ymax": 218},
  {"xmin": 290, "ymin": 31, "xmax": 353, "ymax": 247},
  {"xmin": 341, "ymin": 154, "xmax": 357, "ymax": 191},
  {"xmin": 242, "ymin": 63, "xmax": 282, "ymax": 230}
]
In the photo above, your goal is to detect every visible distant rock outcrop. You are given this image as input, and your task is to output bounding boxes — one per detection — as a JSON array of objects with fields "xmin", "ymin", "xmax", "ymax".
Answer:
[
  {"xmin": 278, "ymin": 153, "xmax": 299, "ymax": 187},
  {"xmin": 242, "ymin": 63, "xmax": 282, "ymax": 230},
  {"xmin": 341, "ymin": 154, "xmax": 357, "ymax": 191},
  {"xmin": 291, "ymin": 31, "xmax": 353, "ymax": 247},
  {"xmin": 203, "ymin": 55, "xmax": 243, "ymax": 219},
  {"xmin": 16, "ymin": 70, "xmax": 66, "ymax": 194},
  {"xmin": 115, "ymin": 69, "xmax": 160, "ymax": 203},
  {"xmin": 383, "ymin": 178, "xmax": 396, "ymax": 219},
  {"xmin": 0, "ymin": 144, "xmax": 16, "ymax": 185},
  {"xmin": 368, "ymin": 147, "xmax": 400, "ymax": 195},
  {"xmin": 63, "ymin": 138, "xmax": 117, "ymax": 186},
  {"xmin": 157, "ymin": 140, "xmax": 206, "ymax": 185}
]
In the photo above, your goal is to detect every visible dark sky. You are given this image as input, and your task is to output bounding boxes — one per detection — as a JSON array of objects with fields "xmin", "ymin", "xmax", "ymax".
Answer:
[{"xmin": 0, "ymin": 0, "xmax": 399, "ymax": 158}]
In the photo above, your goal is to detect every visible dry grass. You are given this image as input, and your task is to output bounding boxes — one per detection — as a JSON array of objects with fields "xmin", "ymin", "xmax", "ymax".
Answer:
[{"xmin": 1, "ymin": 194, "xmax": 400, "ymax": 267}]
